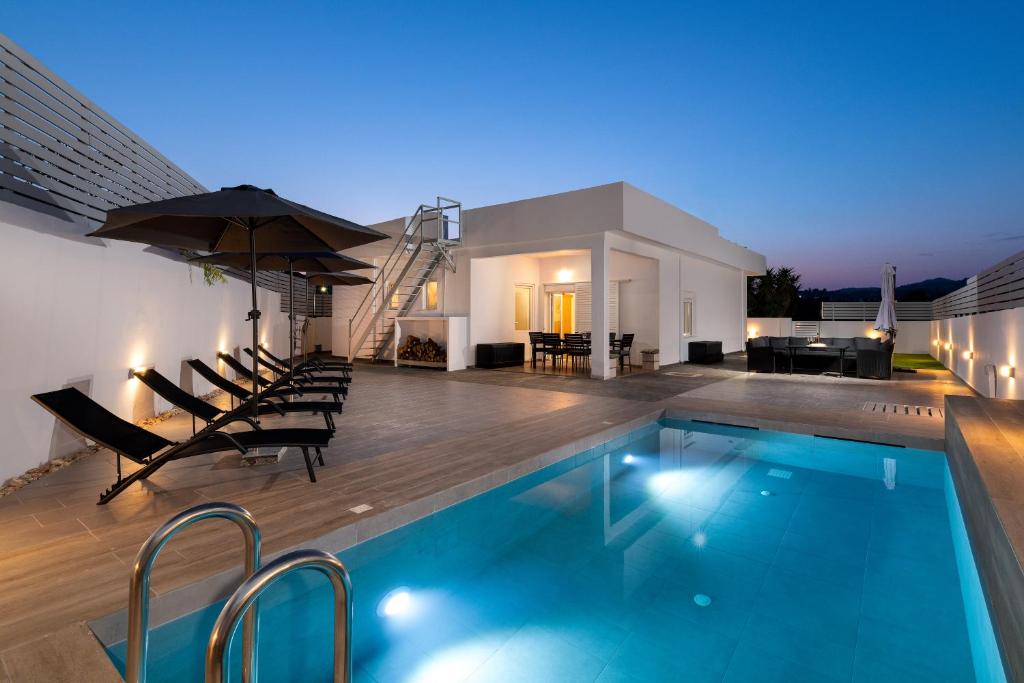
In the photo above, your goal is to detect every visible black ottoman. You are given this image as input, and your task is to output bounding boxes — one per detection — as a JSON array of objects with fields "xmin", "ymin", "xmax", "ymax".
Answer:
[
  {"xmin": 688, "ymin": 340, "xmax": 724, "ymax": 364},
  {"xmin": 476, "ymin": 342, "xmax": 525, "ymax": 368}
]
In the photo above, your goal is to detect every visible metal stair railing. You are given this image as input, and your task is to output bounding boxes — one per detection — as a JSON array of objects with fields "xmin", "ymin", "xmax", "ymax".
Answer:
[
  {"xmin": 205, "ymin": 549, "xmax": 354, "ymax": 683},
  {"xmin": 125, "ymin": 502, "xmax": 261, "ymax": 683},
  {"xmin": 348, "ymin": 198, "xmax": 460, "ymax": 361}
]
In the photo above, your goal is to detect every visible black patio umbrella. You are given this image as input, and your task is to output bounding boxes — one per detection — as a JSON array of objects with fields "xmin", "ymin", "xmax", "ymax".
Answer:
[
  {"xmin": 87, "ymin": 185, "xmax": 388, "ymax": 420},
  {"xmin": 190, "ymin": 252, "xmax": 376, "ymax": 372}
]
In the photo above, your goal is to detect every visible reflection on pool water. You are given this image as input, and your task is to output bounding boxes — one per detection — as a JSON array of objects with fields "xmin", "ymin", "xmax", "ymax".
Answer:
[{"xmin": 106, "ymin": 419, "xmax": 1005, "ymax": 682}]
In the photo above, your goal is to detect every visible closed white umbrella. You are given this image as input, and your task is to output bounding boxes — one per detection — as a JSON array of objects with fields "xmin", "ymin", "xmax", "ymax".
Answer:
[{"xmin": 874, "ymin": 262, "xmax": 897, "ymax": 340}]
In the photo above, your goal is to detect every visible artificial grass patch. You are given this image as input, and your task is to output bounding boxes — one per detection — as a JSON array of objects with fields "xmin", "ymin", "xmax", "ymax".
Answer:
[{"xmin": 893, "ymin": 353, "xmax": 945, "ymax": 370}]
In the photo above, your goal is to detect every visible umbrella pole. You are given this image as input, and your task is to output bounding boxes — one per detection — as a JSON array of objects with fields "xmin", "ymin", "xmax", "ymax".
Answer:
[
  {"xmin": 248, "ymin": 227, "xmax": 260, "ymax": 422},
  {"xmin": 304, "ymin": 280, "xmax": 310, "ymax": 365},
  {"xmin": 288, "ymin": 260, "xmax": 295, "ymax": 374}
]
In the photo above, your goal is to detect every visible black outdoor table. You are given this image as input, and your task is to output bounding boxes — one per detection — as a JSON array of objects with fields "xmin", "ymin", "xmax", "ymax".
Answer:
[{"xmin": 788, "ymin": 345, "xmax": 846, "ymax": 377}]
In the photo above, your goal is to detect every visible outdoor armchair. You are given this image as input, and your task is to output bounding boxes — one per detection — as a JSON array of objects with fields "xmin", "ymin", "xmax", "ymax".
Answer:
[{"xmin": 31, "ymin": 387, "xmax": 332, "ymax": 504}]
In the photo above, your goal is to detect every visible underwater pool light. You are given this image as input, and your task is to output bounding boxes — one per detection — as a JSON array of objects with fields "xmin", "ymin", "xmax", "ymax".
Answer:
[
  {"xmin": 622, "ymin": 454, "xmax": 636, "ymax": 465},
  {"xmin": 692, "ymin": 531, "xmax": 707, "ymax": 548},
  {"xmin": 378, "ymin": 587, "xmax": 412, "ymax": 618}
]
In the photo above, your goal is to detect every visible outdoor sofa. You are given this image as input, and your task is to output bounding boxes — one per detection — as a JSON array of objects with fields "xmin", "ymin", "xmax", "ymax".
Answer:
[{"xmin": 746, "ymin": 336, "xmax": 894, "ymax": 379}]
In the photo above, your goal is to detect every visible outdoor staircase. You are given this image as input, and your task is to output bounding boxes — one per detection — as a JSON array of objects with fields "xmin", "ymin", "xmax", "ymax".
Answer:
[{"xmin": 348, "ymin": 197, "xmax": 461, "ymax": 362}]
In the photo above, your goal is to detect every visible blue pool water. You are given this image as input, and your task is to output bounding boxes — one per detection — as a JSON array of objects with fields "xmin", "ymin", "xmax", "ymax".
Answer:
[{"xmin": 106, "ymin": 420, "xmax": 1004, "ymax": 682}]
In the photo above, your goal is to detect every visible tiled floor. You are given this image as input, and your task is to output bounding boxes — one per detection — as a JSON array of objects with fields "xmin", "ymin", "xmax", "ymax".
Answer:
[{"xmin": 0, "ymin": 355, "xmax": 978, "ymax": 676}]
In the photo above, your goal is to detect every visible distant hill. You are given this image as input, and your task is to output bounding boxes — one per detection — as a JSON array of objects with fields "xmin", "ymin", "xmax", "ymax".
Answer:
[
  {"xmin": 791, "ymin": 277, "xmax": 967, "ymax": 319},
  {"xmin": 801, "ymin": 277, "xmax": 967, "ymax": 303}
]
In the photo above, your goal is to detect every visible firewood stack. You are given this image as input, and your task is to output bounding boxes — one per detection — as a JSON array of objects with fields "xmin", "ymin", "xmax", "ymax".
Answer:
[{"xmin": 397, "ymin": 335, "xmax": 447, "ymax": 363}]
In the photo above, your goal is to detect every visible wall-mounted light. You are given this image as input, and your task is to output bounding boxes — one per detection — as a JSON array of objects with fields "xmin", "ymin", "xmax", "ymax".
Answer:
[
  {"xmin": 962, "ymin": 351, "xmax": 974, "ymax": 360},
  {"xmin": 128, "ymin": 365, "xmax": 151, "ymax": 379},
  {"xmin": 1000, "ymin": 365, "xmax": 1016, "ymax": 379},
  {"xmin": 943, "ymin": 342, "xmax": 952, "ymax": 351},
  {"xmin": 319, "ymin": 285, "xmax": 328, "ymax": 293},
  {"xmin": 933, "ymin": 339, "xmax": 940, "ymax": 347},
  {"xmin": 555, "ymin": 268, "xmax": 573, "ymax": 283}
]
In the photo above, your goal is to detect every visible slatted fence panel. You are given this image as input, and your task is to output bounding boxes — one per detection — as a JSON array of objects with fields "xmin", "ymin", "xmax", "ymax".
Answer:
[
  {"xmin": 0, "ymin": 34, "xmax": 205, "ymax": 225},
  {"xmin": 820, "ymin": 301, "xmax": 934, "ymax": 321},
  {"xmin": 0, "ymin": 34, "xmax": 326, "ymax": 314},
  {"xmin": 933, "ymin": 251, "xmax": 1024, "ymax": 318}
]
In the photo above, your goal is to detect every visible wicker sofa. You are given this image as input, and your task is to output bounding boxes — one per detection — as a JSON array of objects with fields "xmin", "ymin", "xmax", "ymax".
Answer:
[{"xmin": 745, "ymin": 336, "xmax": 894, "ymax": 379}]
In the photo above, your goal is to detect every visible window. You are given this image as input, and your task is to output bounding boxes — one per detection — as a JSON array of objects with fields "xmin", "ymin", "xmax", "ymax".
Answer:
[
  {"xmin": 387, "ymin": 282, "xmax": 400, "ymax": 310},
  {"xmin": 424, "ymin": 280, "xmax": 439, "ymax": 310},
  {"xmin": 682, "ymin": 297, "xmax": 694, "ymax": 337},
  {"xmin": 514, "ymin": 285, "xmax": 532, "ymax": 331}
]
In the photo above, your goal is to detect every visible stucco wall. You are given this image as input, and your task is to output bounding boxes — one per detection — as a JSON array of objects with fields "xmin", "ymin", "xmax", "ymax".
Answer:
[
  {"xmin": 0, "ymin": 206, "xmax": 287, "ymax": 483},
  {"xmin": 611, "ymin": 250, "xmax": 659, "ymax": 364},
  {"xmin": 469, "ymin": 254, "xmax": 541, "ymax": 351},
  {"xmin": 932, "ymin": 310, "xmax": 1022, "ymax": 399},
  {"xmin": 680, "ymin": 253, "xmax": 746, "ymax": 356}
]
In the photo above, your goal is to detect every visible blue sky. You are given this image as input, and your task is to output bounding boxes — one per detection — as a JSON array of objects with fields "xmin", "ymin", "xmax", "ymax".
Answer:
[{"xmin": 3, "ymin": 1, "xmax": 1022, "ymax": 287}]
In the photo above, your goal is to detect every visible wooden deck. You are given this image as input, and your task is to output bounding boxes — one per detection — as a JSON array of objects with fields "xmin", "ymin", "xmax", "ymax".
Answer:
[{"xmin": 0, "ymin": 357, "xmax": 977, "ymax": 679}]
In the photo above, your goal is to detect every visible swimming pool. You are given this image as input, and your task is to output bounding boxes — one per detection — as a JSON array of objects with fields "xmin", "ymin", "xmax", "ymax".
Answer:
[{"xmin": 105, "ymin": 419, "xmax": 1005, "ymax": 682}]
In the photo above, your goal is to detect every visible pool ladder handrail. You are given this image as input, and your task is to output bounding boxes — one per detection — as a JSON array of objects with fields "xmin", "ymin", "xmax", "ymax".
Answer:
[
  {"xmin": 205, "ymin": 549, "xmax": 354, "ymax": 683},
  {"xmin": 125, "ymin": 502, "xmax": 261, "ymax": 683}
]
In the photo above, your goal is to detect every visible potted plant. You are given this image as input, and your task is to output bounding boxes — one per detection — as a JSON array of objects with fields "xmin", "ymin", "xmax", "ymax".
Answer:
[{"xmin": 641, "ymin": 348, "xmax": 660, "ymax": 371}]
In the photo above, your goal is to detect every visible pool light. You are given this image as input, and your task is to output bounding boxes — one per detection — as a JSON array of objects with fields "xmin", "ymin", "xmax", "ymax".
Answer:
[
  {"xmin": 693, "ymin": 593, "xmax": 712, "ymax": 607},
  {"xmin": 378, "ymin": 587, "xmax": 412, "ymax": 618},
  {"xmin": 692, "ymin": 531, "xmax": 707, "ymax": 548},
  {"xmin": 622, "ymin": 453, "xmax": 636, "ymax": 465}
]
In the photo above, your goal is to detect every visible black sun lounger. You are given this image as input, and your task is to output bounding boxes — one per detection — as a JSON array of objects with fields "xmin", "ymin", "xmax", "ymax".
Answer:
[
  {"xmin": 186, "ymin": 358, "xmax": 333, "ymax": 408},
  {"xmin": 218, "ymin": 352, "xmax": 347, "ymax": 400},
  {"xmin": 31, "ymin": 388, "xmax": 333, "ymax": 504},
  {"xmin": 259, "ymin": 344, "xmax": 351, "ymax": 373},
  {"xmin": 242, "ymin": 347, "xmax": 350, "ymax": 385},
  {"xmin": 133, "ymin": 368, "xmax": 341, "ymax": 434}
]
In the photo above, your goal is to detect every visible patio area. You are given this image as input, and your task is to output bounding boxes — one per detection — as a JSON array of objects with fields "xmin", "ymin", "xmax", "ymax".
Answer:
[{"xmin": 0, "ymin": 356, "xmax": 978, "ymax": 679}]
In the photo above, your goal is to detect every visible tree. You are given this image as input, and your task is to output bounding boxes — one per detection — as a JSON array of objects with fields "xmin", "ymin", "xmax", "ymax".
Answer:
[{"xmin": 748, "ymin": 267, "xmax": 802, "ymax": 317}]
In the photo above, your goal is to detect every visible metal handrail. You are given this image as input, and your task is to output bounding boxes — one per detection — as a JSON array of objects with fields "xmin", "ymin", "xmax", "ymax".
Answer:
[
  {"xmin": 126, "ymin": 503, "xmax": 261, "ymax": 683},
  {"xmin": 348, "ymin": 204, "xmax": 431, "ymax": 359},
  {"xmin": 205, "ymin": 549, "xmax": 354, "ymax": 683}
]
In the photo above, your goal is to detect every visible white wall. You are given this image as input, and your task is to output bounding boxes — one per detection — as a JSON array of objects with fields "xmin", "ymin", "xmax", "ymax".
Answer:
[
  {"xmin": 746, "ymin": 317, "xmax": 792, "ymax": 338},
  {"xmin": 680, "ymin": 253, "xmax": 746, "ymax": 357},
  {"xmin": 932, "ymin": 310, "xmax": 1023, "ymax": 399},
  {"xmin": 537, "ymin": 253, "xmax": 591, "ymax": 285},
  {"xmin": 469, "ymin": 254, "xmax": 541, "ymax": 356},
  {"xmin": 610, "ymin": 250, "xmax": 659, "ymax": 364},
  {"xmin": 0, "ymin": 207, "xmax": 287, "ymax": 483}
]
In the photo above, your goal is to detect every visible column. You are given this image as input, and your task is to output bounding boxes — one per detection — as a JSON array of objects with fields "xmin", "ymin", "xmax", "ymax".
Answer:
[{"xmin": 591, "ymin": 234, "xmax": 613, "ymax": 379}]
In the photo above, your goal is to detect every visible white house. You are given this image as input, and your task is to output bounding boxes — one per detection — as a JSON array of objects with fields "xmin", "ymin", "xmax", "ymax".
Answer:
[{"xmin": 333, "ymin": 182, "xmax": 766, "ymax": 378}]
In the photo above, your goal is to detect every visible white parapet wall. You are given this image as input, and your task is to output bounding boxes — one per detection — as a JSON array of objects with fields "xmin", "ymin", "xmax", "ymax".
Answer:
[
  {"xmin": 0, "ymin": 204, "xmax": 288, "ymax": 484},
  {"xmin": 931, "ymin": 310, "xmax": 1022, "ymax": 399}
]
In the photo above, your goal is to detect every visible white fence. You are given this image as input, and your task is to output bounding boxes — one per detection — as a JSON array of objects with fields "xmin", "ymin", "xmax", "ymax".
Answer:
[{"xmin": 821, "ymin": 301, "xmax": 934, "ymax": 321}]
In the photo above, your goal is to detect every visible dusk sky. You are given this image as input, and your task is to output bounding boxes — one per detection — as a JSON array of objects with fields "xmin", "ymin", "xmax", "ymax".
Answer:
[{"xmin": 3, "ymin": 1, "xmax": 1022, "ymax": 288}]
